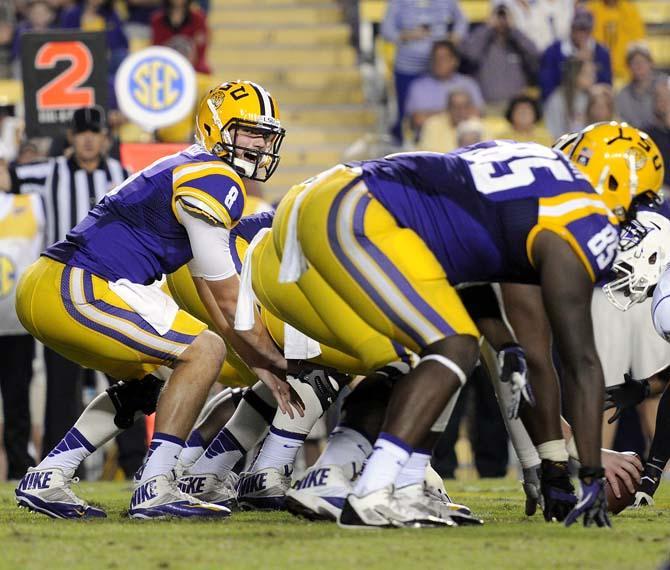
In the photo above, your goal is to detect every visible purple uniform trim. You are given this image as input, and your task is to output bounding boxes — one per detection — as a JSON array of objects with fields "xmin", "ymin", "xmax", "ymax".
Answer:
[
  {"xmin": 326, "ymin": 183, "xmax": 425, "ymax": 348},
  {"xmin": 176, "ymin": 173, "xmax": 244, "ymax": 223},
  {"xmin": 152, "ymin": 432, "xmax": 185, "ymax": 447},
  {"xmin": 377, "ymin": 432, "xmax": 412, "ymax": 454},
  {"xmin": 352, "ymin": 192, "xmax": 456, "ymax": 338},
  {"xmin": 80, "ymin": 271, "xmax": 196, "ymax": 344},
  {"xmin": 270, "ymin": 425, "xmax": 308, "ymax": 442},
  {"xmin": 61, "ymin": 266, "xmax": 178, "ymax": 363}
]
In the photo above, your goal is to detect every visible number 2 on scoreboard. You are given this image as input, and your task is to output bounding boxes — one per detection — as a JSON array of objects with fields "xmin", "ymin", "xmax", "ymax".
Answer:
[{"xmin": 35, "ymin": 41, "xmax": 94, "ymax": 109}]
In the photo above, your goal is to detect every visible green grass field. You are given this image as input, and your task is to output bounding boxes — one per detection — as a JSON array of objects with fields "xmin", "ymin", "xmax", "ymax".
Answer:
[{"xmin": 1, "ymin": 479, "xmax": 669, "ymax": 570}]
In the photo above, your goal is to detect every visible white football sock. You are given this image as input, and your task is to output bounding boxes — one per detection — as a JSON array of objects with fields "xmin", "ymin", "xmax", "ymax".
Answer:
[
  {"xmin": 317, "ymin": 425, "xmax": 372, "ymax": 472},
  {"xmin": 395, "ymin": 450, "xmax": 431, "ymax": 489},
  {"xmin": 187, "ymin": 427, "xmax": 245, "ymax": 476},
  {"xmin": 39, "ymin": 391, "xmax": 121, "ymax": 474},
  {"xmin": 138, "ymin": 433, "xmax": 184, "ymax": 484},
  {"xmin": 179, "ymin": 429, "xmax": 207, "ymax": 471},
  {"xmin": 353, "ymin": 433, "xmax": 411, "ymax": 496},
  {"xmin": 188, "ymin": 383, "xmax": 275, "ymax": 476},
  {"xmin": 251, "ymin": 372, "xmax": 334, "ymax": 472},
  {"xmin": 252, "ymin": 426, "xmax": 306, "ymax": 471},
  {"xmin": 225, "ymin": 381, "xmax": 275, "ymax": 450}
]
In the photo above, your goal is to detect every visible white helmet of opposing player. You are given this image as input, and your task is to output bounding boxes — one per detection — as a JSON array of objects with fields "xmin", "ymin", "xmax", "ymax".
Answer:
[{"xmin": 604, "ymin": 210, "xmax": 670, "ymax": 311}]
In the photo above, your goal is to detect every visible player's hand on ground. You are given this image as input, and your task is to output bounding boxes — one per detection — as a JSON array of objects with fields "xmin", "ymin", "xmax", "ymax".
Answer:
[
  {"xmin": 522, "ymin": 465, "xmax": 544, "ymax": 516},
  {"xmin": 601, "ymin": 449, "xmax": 642, "ymax": 498},
  {"xmin": 540, "ymin": 460, "xmax": 577, "ymax": 522},
  {"xmin": 498, "ymin": 343, "xmax": 534, "ymax": 419},
  {"xmin": 565, "ymin": 471, "xmax": 611, "ymax": 528},
  {"xmin": 604, "ymin": 373, "xmax": 650, "ymax": 423},
  {"xmin": 253, "ymin": 367, "xmax": 305, "ymax": 419}
]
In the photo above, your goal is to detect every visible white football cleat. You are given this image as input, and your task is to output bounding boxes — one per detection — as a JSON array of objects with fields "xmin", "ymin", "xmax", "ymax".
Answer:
[
  {"xmin": 129, "ymin": 472, "xmax": 231, "ymax": 519},
  {"xmin": 236, "ymin": 466, "xmax": 292, "ymax": 510},
  {"xmin": 338, "ymin": 485, "xmax": 451, "ymax": 529},
  {"xmin": 394, "ymin": 483, "xmax": 458, "ymax": 527},
  {"xmin": 177, "ymin": 471, "xmax": 239, "ymax": 509},
  {"xmin": 286, "ymin": 464, "xmax": 352, "ymax": 521},
  {"xmin": 15, "ymin": 467, "xmax": 106, "ymax": 519}
]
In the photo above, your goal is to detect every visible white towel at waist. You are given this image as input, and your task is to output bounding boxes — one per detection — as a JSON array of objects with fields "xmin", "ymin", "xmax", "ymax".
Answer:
[
  {"xmin": 108, "ymin": 275, "xmax": 179, "ymax": 336},
  {"xmin": 283, "ymin": 322, "xmax": 322, "ymax": 360}
]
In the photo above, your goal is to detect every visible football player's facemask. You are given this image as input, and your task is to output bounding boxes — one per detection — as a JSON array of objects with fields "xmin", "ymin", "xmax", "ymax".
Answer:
[
  {"xmin": 553, "ymin": 122, "xmax": 665, "ymax": 221},
  {"xmin": 603, "ymin": 210, "xmax": 670, "ymax": 311},
  {"xmin": 195, "ymin": 80, "xmax": 285, "ymax": 182}
]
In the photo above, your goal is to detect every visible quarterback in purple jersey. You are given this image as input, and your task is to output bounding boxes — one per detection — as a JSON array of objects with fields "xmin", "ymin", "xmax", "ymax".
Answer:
[
  {"xmin": 13, "ymin": 81, "xmax": 302, "ymax": 520},
  {"xmin": 273, "ymin": 122, "xmax": 665, "ymax": 529}
]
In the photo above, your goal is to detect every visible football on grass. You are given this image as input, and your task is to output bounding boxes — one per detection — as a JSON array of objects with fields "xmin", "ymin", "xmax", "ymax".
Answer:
[{"xmin": 605, "ymin": 476, "xmax": 640, "ymax": 514}]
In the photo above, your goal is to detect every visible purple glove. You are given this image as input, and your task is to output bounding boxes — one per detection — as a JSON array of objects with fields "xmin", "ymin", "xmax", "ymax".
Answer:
[{"xmin": 564, "ymin": 468, "xmax": 612, "ymax": 528}]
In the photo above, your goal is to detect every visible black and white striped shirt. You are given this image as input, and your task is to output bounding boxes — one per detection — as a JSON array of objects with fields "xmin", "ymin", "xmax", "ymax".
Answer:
[{"xmin": 10, "ymin": 155, "xmax": 128, "ymax": 246}]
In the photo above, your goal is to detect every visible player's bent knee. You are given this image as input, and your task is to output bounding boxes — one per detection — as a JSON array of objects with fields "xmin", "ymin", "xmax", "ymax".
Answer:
[
  {"xmin": 419, "ymin": 334, "xmax": 479, "ymax": 386},
  {"xmin": 182, "ymin": 330, "xmax": 227, "ymax": 368}
]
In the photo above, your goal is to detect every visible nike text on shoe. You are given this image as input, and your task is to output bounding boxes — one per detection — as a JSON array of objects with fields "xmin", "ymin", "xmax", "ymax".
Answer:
[
  {"xmin": 15, "ymin": 467, "xmax": 106, "ymax": 519},
  {"xmin": 286, "ymin": 464, "xmax": 352, "ymax": 521},
  {"xmin": 128, "ymin": 473, "xmax": 231, "ymax": 519},
  {"xmin": 177, "ymin": 471, "xmax": 239, "ymax": 509},
  {"xmin": 236, "ymin": 466, "xmax": 292, "ymax": 510}
]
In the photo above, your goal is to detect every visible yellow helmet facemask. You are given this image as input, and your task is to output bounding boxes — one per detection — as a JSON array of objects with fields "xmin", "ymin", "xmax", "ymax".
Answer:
[
  {"xmin": 553, "ymin": 122, "xmax": 665, "ymax": 220},
  {"xmin": 195, "ymin": 80, "xmax": 285, "ymax": 182}
]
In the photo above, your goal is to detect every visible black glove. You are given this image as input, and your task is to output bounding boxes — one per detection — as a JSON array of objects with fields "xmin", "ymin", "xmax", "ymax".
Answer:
[
  {"xmin": 604, "ymin": 373, "xmax": 650, "ymax": 423},
  {"xmin": 540, "ymin": 460, "xmax": 577, "ymax": 522},
  {"xmin": 565, "ymin": 467, "xmax": 611, "ymax": 528}
]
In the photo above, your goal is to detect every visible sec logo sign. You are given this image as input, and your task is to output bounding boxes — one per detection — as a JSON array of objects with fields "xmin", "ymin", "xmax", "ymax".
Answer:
[{"xmin": 115, "ymin": 47, "xmax": 196, "ymax": 130}]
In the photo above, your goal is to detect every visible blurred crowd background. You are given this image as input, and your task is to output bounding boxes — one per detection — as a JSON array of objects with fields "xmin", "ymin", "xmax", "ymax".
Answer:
[{"xmin": 1, "ymin": 0, "xmax": 669, "ymax": 483}]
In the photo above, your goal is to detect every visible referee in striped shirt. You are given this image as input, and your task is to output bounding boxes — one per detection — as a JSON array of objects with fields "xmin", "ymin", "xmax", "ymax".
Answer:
[{"xmin": 10, "ymin": 106, "xmax": 129, "ymax": 461}]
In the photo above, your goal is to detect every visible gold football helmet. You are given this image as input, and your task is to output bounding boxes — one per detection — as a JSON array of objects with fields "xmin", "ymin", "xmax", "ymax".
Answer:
[
  {"xmin": 195, "ymin": 80, "xmax": 285, "ymax": 181},
  {"xmin": 553, "ymin": 121, "xmax": 664, "ymax": 220}
]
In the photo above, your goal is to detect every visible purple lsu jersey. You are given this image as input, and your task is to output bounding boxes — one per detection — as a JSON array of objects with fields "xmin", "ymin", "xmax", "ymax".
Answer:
[
  {"xmin": 46, "ymin": 145, "xmax": 247, "ymax": 285},
  {"xmin": 353, "ymin": 141, "xmax": 620, "ymax": 285}
]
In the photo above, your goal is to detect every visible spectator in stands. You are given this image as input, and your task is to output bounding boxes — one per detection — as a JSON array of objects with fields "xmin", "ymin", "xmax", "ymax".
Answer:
[
  {"xmin": 405, "ymin": 40, "xmax": 483, "ymax": 139},
  {"xmin": 497, "ymin": 94, "xmax": 553, "ymax": 146},
  {"xmin": 544, "ymin": 58, "xmax": 596, "ymax": 138},
  {"xmin": 539, "ymin": 8, "xmax": 612, "ymax": 102},
  {"xmin": 586, "ymin": 83, "xmax": 616, "ymax": 124},
  {"xmin": 381, "ymin": 0, "xmax": 469, "ymax": 144},
  {"xmin": 496, "ymin": 0, "xmax": 574, "ymax": 52},
  {"xmin": 455, "ymin": 118, "xmax": 485, "ymax": 147},
  {"xmin": 11, "ymin": 0, "xmax": 56, "ymax": 73},
  {"xmin": 60, "ymin": 0, "xmax": 128, "ymax": 74},
  {"xmin": 460, "ymin": 3, "xmax": 539, "ymax": 105},
  {"xmin": 644, "ymin": 78, "xmax": 670, "ymax": 189},
  {"xmin": 587, "ymin": 0, "xmax": 645, "ymax": 79},
  {"xmin": 0, "ymin": 3, "xmax": 14, "ymax": 79},
  {"xmin": 417, "ymin": 88, "xmax": 485, "ymax": 152},
  {"xmin": 615, "ymin": 43, "xmax": 664, "ymax": 129},
  {"xmin": 124, "ymin": 0, "xmax": 161, "ymax": 39},
  {"xmin": 151, "ymin": 0, "xmax": 210, "ymax": 74}
]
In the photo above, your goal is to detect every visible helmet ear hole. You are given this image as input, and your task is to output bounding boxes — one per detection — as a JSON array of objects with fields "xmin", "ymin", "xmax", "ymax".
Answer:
[
  {"xmin": 204, "ymin": 123, "xmax": 212, "ymax": 136},
  {"xmin": 608, "ymin": 175, "xmax": 619, "ymax": 192}
]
